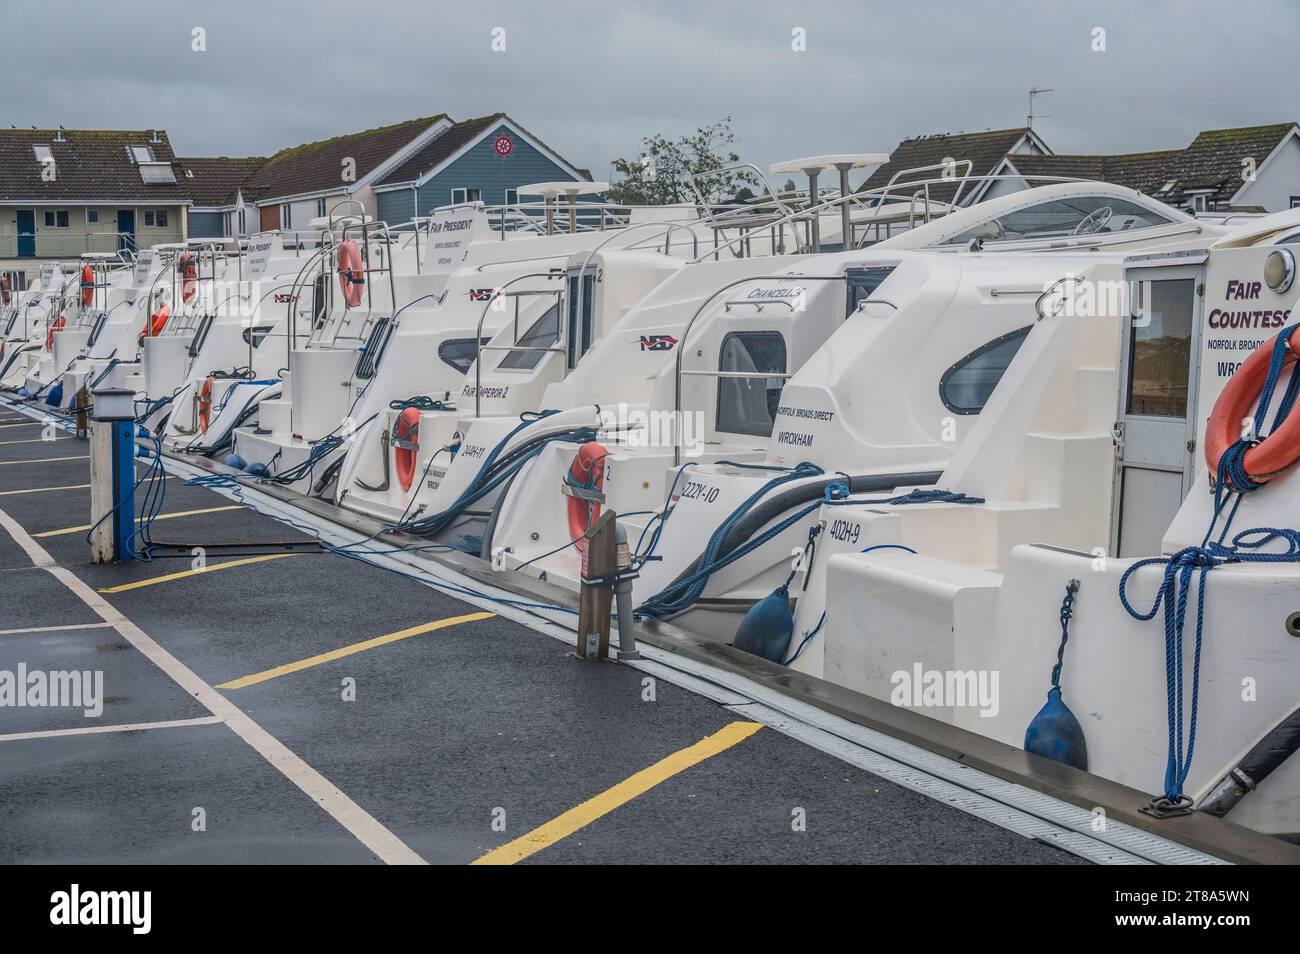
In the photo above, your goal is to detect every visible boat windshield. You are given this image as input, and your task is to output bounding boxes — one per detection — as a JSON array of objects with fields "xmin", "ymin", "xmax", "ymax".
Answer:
[{"xmin": 942, "ymin": 195, "xmax": 1173, "ymax": 245}]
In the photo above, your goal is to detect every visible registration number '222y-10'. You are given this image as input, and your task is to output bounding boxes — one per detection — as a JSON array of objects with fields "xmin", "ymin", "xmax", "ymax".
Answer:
[{"xmin": 678, "ymin": 480, "xmax": 720, "ymax": 503}]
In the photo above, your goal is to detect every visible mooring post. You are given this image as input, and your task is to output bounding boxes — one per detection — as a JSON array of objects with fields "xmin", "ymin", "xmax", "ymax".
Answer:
[
  {"xmin": 612, "ymin": 523, "xmax": 640, "ymax": 660},
  {"xmin": 576, "ymin": 509, "xmax": 616, "ymax": 659},
  {"xmin": 88, "ymin": 386, "xmax": 137, "ymax": 563},
  {"xmin": 74, "ymin": 385, "xmax": 88, "ymax": 439}
]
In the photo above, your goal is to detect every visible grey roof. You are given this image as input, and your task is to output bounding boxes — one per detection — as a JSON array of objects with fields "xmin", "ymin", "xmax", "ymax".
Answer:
[{"xmin": 860, "ymin": 128, "xmax": 1036, "ymax": 203}]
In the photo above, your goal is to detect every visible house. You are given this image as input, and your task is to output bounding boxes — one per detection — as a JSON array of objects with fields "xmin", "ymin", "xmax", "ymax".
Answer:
[
  {"xmin": 242, "ymin": 112, "xmax": 587, "ymax": 233},
  {"xmin": 981, "ymin": 150, "xmax": 1183, "ymax": 202},
  {"xmin": 982, "ymin": 123, "xmax": 1300, "ymax": 214},
  {"xmin": 1154, "ymin": 122, "xmax": 1300, "ymax": 213},
  {"xmin": 371, "ymin": 113, "xmax": 590, "ymax": 221},
  {"xmin": 177, "ymin": 156, "xmax": 267, "ymax": 241},
  {"xmin": 859, "ymin": 127, "xmax": 1051, "ymax": 206},
  {"xmin": 0, "ymin": 128, "xmax": 190, "ymax": 278}
]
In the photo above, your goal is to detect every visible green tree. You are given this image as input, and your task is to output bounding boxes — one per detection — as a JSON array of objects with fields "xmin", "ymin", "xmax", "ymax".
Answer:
[{"xmin": 607, "ymin": 118, "xmax": 757, "ymax": 205}]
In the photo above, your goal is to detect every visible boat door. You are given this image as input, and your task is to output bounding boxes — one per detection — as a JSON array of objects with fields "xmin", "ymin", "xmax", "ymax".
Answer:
[
  {"xmin": 16, "ymin": 210, "xmax": 35, "ymax": 258},
  {"xmin": 116, "ymin": 210, "xmax": 136, "ymax": 252},
  {"xmin": 1110, "ymin": 263, "xmax": 1204, "ymax": 556}
]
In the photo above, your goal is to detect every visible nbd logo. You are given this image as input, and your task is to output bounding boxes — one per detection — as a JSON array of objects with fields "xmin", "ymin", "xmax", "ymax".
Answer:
[
  {"xmin": 50, "ymin": 884, "xmax": 151, "ymax": 934},
  {"xmin": 637, "ymin": 334, "xmax": 678, "ymax": 352}
]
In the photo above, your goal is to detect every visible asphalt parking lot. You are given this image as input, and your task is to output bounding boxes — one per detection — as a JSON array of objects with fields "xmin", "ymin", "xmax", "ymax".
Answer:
[{"xmin": 0, "ymin": 401, "xmax": 1080, "ymax": 864}]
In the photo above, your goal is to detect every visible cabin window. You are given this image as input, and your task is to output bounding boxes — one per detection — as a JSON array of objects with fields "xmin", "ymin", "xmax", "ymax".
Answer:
[
  {"xmin": 1126, "ymin": 279, "xmax": 1193, "ymax": 418},
  {"xmin": 943, "ymin": 196, "xmax": 1172, "ymax": 246},
  {"xmin": 498, "ymin": 303, "xmax": 560, "ymax": 371},
  {"xmin": 939, "ymin": 327, "xmax": 1031, "ymax": 414},
  {"xmin": 565, "ymin": 270, "xmax": 596, "ymax": 369},
  {"xmin": 43, "ymin": 210, "xmax": 70, "ymax": 228},
  {"xmin": 438, "ymin": 337, "xmax": 492, "ymax": 373},
  {"xmin": 715, "ymin": 331, "xmax": 787, "ymax": 437},
  {"xmin": 844, "ymin": 266, "xmax": 897, "ymax": 316}
]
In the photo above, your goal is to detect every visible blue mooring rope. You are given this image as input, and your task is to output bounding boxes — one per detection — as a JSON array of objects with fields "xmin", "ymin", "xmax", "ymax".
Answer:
[{"xmin": 1119, "ymin": 322, "xmax": 1300, "ymax": 811}]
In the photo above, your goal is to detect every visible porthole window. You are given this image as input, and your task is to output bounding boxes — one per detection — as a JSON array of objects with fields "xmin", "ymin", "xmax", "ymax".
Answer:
[{"xmin": 939, "ymin": 326, "xmax": 1031, "ymax": 414}]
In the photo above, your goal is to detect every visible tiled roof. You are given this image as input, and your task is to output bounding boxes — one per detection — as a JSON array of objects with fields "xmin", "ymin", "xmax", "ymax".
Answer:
[
  {"xmin": 376, "ymin": 115, "xmax": 502, "ymax": 186},
  {"xmin": 1006, "ymin": 150, "xmax": 1183, "ymax": 196},
  {"xmin": 0, "ymin": 128, "xmax": 189, "ymax": 202},
  {"xmin": 1162, "ymin": 123, "xmax": 1297, "ymax": 205},
  {"xmin": 176, "ymin": 156, "xmax": 267, "ymax": 207},
  {"xmin": 860, "ymin": 128, "xmax": 1036, "ymax": 203},
  {"xmin": 242, "ymin": 115, "xmax": 448, "ymax": 203}
]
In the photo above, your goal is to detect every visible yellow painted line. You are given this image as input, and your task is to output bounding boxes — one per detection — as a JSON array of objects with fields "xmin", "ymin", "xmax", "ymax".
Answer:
[
  {"xmin": 34, "ymin": 504, "xmax": 243, "ymax": 538},
  {"xmin": 216, "ymin": 611, "xmax": 496, "ymax": 689},
  {"xmin": 0, "ymin": 454, "xmax": 89, "ymax": 466},
  {"xmin": 97, "ymin": 552, "xmax": 303, "ymax": 594},
  {"xmin": 0, "ymin": 483, "xmax": 89, "ymax": 496},
  {"xmin": 471, "ymin": 720, "xmax": 764, "ymax": 865}
]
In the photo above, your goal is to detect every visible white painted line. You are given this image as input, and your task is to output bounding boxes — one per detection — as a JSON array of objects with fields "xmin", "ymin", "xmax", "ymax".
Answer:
[
  {"xmin": 0, "ymin": 505, "xmax": 426, "ymax": 866},
  {"xmin": 0, "ymin": 621, "xmax": 115, "ymax": 636},
  {"xmin": 0, "ymin": 715, "xmax": 223, "ymax": 743}
]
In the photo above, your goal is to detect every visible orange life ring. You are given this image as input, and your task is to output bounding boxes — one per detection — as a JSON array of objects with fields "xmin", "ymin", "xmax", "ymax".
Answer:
[
  {"xmin": 337, "ymin": 240, "xmax": 364, "ymax": 308},
  {"xmin": 1205, "ymin": 327, "xmax": 1300, "ymax": 486},
  {"xmin": 566, "ymin": 442, "xmax": 607, "ymax": 551},
  {"xmin": 46, "ymin": 314, "xmax": 66, "ymax": 350},
  {"xmin": 178, "ymin": 252, "xmax": 197, "ymax": 303},
  {"xmin": 0, "ymin": 274, "xmax": 11, "ymax": 305},
  {"xmin": 138, "ymin": 303, "xmax": 170, "ymax": 345},
  {"xmin": 80, "ymin": 264, "xmax": 94, "ymax": 307},
  {"xmin": 197, "ymin": 375, "xmax": 214, "ymax": 433},
  {"xmin": 393, "ymin": 407, "xmax": 420, "ymax": 492}
]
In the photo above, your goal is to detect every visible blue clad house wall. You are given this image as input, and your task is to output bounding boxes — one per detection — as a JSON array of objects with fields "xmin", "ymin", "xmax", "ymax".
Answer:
[
  {"xmin": 188, "ymin": 210, "xmax": 224, "ymax": 238},
  {"xmin": 376, "ymin": 189, "xmax": 415, "ymax": 225},
  {"xmin": 378, "ymin": 123, "xmax": 581, "ymax": 221}
]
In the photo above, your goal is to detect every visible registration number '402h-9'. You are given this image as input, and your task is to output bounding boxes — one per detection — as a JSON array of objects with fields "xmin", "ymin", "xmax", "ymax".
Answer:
[{"xmin": 827, "ymin": 518, "xmax": 861, "ymax": 545}]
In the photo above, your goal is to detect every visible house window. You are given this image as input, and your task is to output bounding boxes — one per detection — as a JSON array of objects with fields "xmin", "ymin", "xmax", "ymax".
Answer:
[
  {"xmin": 43, "ymin": 210, "xmax": 70, "ymax": 229},
  {"xmin": 451, "ymin": 188, "xmax": 482, "ymax": 206},
  {"xmin": 280, "ymin": 205, "xmax": 292, "ymax": 230},
  {"xmin": 504, "ymin": 188, "xmax": 519, "ymax": 206},
  {"xmin": 1290, "ymin": 196, "xmax": 1300, "ymax": 209},
  {"xmin": 716, "ymin": 331, "xmax": 787, "ymax": 437},
  {"xmin": 143, "ymin": 209, "xmax": 169, "ymax": 228},
  {"xmin": 317, "ymin": 198, "xmax": 327, "ymax": 217},
  {"xmin": 127, "ymin": 145, "xmax": 155, "ymax": 164},
  {"xmin": 238, "ymin": 208, "xmax": 247, "ymax": 235},
  {"xmin": 32, "ymin": 145, "xmax": 54, "ymax": 164},
  {"xmin": 86, "ymin": 209, "xmax": 100, "ymax": 225}
]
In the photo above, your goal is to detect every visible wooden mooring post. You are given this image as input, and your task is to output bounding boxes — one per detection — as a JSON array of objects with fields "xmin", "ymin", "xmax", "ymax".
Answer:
[{"xmin": 576, "ymin": 509, "xmax": 617, "ymax": 659}]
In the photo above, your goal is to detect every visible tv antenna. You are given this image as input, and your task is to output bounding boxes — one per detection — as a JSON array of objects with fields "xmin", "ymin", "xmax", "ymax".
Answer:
[{"xmin": 1027, "ymin": 87, "xmax": 1054, "ymax": 129}]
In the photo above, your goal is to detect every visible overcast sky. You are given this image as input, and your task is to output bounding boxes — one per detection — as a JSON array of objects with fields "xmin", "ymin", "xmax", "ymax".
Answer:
[{"xmin": 6, "ymin": 0, "xmax": 1298, "ymax": 183}]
